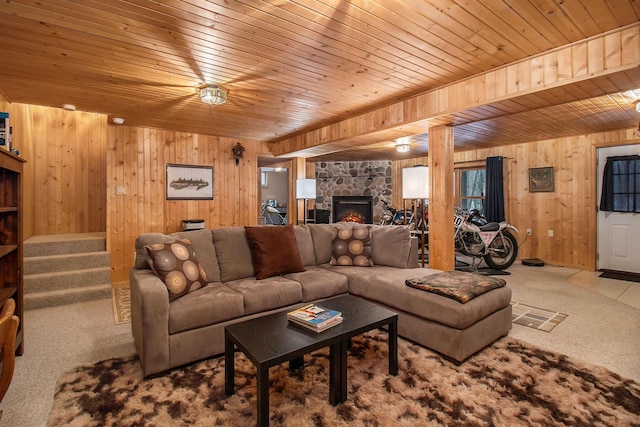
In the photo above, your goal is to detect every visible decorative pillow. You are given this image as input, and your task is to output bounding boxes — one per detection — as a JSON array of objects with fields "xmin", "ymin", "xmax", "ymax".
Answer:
[
  {"xmin": 244, "ymin": 225, "xmax": 306, "ymax": 279},
  {"xmin": 330, "ymin": 225, "xmax": 373, "ymax": 267},
  {"xmin": 144, "ymin": 239, "xmax": 208, "ymax": 300},
  {"xmin": 134, "ymin": 233, "xmax": 175, "ymax": 269}
]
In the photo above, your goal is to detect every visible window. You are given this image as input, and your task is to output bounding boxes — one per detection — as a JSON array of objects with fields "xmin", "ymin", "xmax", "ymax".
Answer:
[
  {"xmin": 600, "ymin": 155, "xmax": 640, "ymax": 213},
  {"xmin": 455, "ymin": 166, "xmax": 486, "ymax": 214}
]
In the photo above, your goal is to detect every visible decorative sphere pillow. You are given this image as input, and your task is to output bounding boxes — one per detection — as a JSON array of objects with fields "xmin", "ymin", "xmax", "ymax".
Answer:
[
  {"xmin": 144, "ymin": 239, "xmax": 208, "ymax": 300},
  {"xmin": 330, "ymin": 225, "xmax": 373, "ymax": 267},
  {"xmin": 244, "ymin": 225, "xmax": 306, "ymax": 279}
]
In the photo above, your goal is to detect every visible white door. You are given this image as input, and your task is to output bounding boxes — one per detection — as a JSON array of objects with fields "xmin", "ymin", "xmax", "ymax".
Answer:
[{"xmin": 597, "ymin": 145, "xmax": 640, "ymax": 273}]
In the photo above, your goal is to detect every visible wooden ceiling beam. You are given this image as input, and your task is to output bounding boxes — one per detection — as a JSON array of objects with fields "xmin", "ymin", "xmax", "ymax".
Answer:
[{"xmin": 269, "ymin": 23, "xmax": 640, "ymax": 158}]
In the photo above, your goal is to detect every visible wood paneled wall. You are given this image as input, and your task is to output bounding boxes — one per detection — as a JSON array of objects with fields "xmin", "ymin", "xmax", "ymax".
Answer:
[
  {"xmin": 393, "ymin": 129, "xmax": 639, "ymax": 271},
  {"xmin": 106, "ymin": 126, "xmax": 268, "ymax": 281},
  {"xmin": 0, "ymin": 95, "xmax": 106, "ymax": 239},
  {"xmin": 3, "ymin": 90, "xmax": 638, "ymax": 279}
]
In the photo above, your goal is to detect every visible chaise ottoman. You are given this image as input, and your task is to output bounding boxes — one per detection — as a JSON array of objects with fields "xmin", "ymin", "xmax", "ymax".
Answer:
[{"xmin": 330, "ymin": 267, "xmax": 512, "ymax": 362}]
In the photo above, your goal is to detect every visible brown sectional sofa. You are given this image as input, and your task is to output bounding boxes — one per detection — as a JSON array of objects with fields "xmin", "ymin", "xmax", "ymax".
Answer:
[{"xmin": 130, "ymin": 223, "xmax": 512, "ymax": 377}]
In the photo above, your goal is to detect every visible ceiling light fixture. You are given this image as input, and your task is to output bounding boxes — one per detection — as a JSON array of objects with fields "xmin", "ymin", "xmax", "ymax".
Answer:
[
  {"xmin": 112, "ymin": 117, "xmax": 125, "ymax": 125},
  {"xmin": 395, "ymin": 143, "xmax": 410, "ymax": 153},
  {"xmin": 62, "ymin": 104, "xmax": 76, "ymax": 111},
  {"xmin": 635, "ymin": 101, "xmax": 640, "ymax": 113},
  {"xmin": 200, "ymin": 85, "xmax": 228, "ymax": 105}
]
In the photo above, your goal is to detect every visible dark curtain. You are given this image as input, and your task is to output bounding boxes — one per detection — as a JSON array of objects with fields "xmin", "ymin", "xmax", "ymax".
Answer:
[
  {"xmin": 485, "ymin": 156, "xmax": 505, "ymax": 222},
  {"xmin": 600, "ymin": 155, "xmax": 640, "ymax": 213}
]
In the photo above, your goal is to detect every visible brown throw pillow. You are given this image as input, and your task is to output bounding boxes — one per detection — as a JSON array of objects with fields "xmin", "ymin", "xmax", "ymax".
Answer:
[
  {"xmin": 330, "ymin": 225, "xmax": 373, "ymax": 267},
  {"xmin": 144, "ymin": 239, "xmax": 208, "ymax": 300},
  {"xmin": 244, "ymin": 225, "xmax": 306, "ymax": 279}
]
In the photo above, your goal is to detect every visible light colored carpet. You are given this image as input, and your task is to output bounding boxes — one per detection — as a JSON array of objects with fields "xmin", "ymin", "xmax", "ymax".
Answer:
[
  {"xmin": 2, "ymin": 263, "xmax": 639, "ymax": 427},
  {"xmin": 48, "ymin": 329, "xmax": 640, "ymax": 426}
]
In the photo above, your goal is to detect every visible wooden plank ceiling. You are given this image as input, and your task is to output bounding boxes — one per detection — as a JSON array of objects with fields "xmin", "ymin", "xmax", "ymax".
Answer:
[{"xmin": 1, "ymin": 0, "xmax": 639, "ymax": 162}]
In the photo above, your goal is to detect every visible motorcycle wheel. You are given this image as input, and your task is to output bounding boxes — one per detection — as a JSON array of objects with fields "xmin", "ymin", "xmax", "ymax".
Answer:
[{"xmin": 483, "ymin": 230, "xmax": 518, "ymax": 270}]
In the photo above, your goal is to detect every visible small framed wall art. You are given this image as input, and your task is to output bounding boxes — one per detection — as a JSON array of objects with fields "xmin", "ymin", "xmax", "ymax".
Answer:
[
  {"xmin": 166, "ymin": 163, "xmax": 214, "ymax": 200},
  {"xmin": 528, "ymin": 167, "xmax": 554, "ymax": 193}
]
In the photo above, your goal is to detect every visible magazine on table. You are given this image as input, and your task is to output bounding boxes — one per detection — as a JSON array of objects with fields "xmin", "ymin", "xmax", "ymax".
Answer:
[{"xmin": 287, "ymin": 304, "xmax": 343, "ymax": 332}]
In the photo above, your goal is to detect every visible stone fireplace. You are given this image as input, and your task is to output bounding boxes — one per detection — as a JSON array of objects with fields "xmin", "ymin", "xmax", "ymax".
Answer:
[
  {"xmin": 332, "ymin": 196, "xmax": 374, "ymax": 223},
  {"xmin": 315, "ymin": 161, "xmax": 392, "ymax": 224}
]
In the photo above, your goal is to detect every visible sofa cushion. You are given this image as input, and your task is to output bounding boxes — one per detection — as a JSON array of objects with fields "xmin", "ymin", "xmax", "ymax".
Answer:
[
  {"xmin": 330, "ymin": 225, "xmax": 373, "ymax": 267},
  {"xmin": 168, "ymin": 283, "xmax": 244, "ymax": 334},
  {"xmin": 244, "ymin": 225, "xmax": 306, "ymax": 279},
  {"xmin": 308, "ymin": 224, "xmax": 335, "ymax": 265},
  {"xmin": 173, "ymin": 229, "xmax": 221, "ymax": 283},
  {"xmin": 371, "ymin": 225, "xmax": 413, "ymax": 268},
  {"xmin": 226, "ymin": 276, "xmax": 303, "ymax": 315},
  {"xmin": 284, "ymin": 266, "xmax": 349, "ymax": 301},
  {"xmin": 212, "ymin": 227, "xmax": 255, "ymax": 282},
  {"xmin": 293, "ymin": 225, "xmax": 316, "ymax": 266},
  {"xmin": 144, "ymin": 239, "xmax": 208, "ymax": 300}
]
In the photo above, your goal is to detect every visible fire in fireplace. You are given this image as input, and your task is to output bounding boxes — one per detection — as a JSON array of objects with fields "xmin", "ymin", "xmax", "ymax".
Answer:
[{"xmin": 332, "ymin": 196, "xmax": 374, "ymax": 224}]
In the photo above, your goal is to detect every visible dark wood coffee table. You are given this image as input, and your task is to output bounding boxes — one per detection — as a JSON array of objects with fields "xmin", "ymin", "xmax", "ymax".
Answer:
[{"xmin": 224, "ymin": 294, "xmax": 398, "ymax": 427}]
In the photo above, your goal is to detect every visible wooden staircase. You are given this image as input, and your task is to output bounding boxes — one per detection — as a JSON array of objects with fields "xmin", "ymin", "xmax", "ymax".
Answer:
[{"xmin": 23, "ymin": 233, "xmax": 112, "ymax": 309}]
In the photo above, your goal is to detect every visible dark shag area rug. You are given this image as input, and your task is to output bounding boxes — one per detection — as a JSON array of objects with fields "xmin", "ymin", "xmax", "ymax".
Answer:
[{"xmin": 48, "ymin": 331, "xmax": 640, "ymax": 427}]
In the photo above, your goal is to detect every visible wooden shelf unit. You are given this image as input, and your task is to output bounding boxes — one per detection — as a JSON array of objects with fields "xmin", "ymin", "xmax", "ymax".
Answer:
[{"xmin": 0, "ymin": 149, "xmax": 25, "ymax": 355}]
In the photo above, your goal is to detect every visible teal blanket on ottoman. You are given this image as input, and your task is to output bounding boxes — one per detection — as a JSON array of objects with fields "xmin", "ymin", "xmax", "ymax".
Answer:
[{"xmin": 406, "ymin": 271, "xmax": 506, "ymax": 304}]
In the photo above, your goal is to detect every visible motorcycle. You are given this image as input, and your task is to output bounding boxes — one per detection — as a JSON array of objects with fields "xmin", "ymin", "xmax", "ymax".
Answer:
[
  {"xmin": 379, "ymin": 200, "xmax": 417, "ymax": 227},
  {"xmin": 454, "ymin": 207, "xmax": 518, "ymax": 270},
  {"xmin": 379, "ymin": 200, "xmax": 397, "ymax": 225}
]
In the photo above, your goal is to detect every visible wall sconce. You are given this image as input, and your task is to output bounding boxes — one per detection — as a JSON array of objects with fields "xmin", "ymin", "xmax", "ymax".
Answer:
[{"xmin": 231, "ymin": 142, "xmax": 245, "ymax": 166}]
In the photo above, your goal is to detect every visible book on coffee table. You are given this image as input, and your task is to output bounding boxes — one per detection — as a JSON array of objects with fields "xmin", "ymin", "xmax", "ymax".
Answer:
[
  {"xmin": 287, "ymin": 304, "xmax": 343, "ymax": 332},
  {"xmin": 289, "ymin": 314, "xmax": 343, "ymax": 332}
]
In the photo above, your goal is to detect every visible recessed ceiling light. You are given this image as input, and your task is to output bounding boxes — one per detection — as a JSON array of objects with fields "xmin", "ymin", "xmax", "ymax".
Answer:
[
  {"xmin": 395, "ymin": 144, "xmax": 410, "ymax": 153},
  {"xmin": 62, "ymin": 104, "xmax": 76, "ymax": 111}
]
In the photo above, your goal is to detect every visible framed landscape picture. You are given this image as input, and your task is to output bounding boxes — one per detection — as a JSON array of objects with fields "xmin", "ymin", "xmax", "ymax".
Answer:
[
  {"xmin": 166, "ymin": 164, "xmax": 214, "ymax": 200},
  {"xmin": 528, "ymin": 167, "xmax": 554, "ymax": 193}
]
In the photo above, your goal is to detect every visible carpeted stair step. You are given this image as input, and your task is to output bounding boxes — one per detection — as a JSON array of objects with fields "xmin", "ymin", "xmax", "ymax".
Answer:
[
  {"xmin": 24, "ymin": 284, "xmax": 112, "ymax": 310},
  {"xmin": 24, "ymin": 232, "xmax": 106, "ymax": 257},
  {"xmin": 23, "ymin": 232, "xmax": 112, "ymax": 309},
  {"xmin": 24, "ymin": 267, "xmax": 112, "ymax": 294},
  {"xmin": 24, "ymin": 252, "xmax": 111, "ymax": 275}
]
